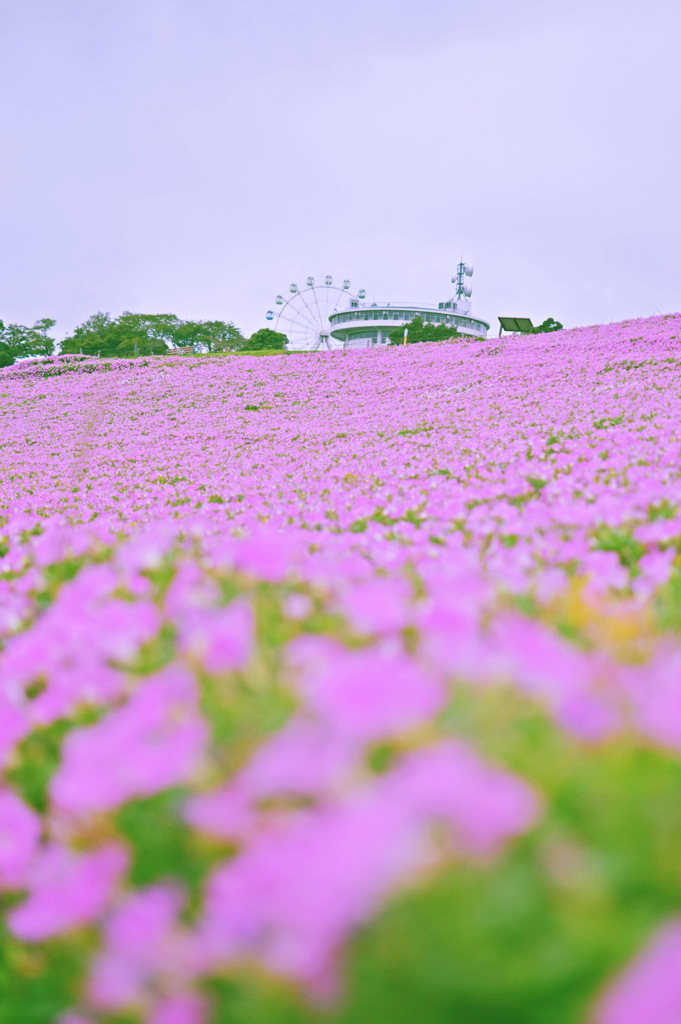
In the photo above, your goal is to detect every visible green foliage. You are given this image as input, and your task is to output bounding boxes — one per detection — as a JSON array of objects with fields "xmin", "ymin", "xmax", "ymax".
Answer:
[
  {"xmin": 654, "ymin": 567, "xmax": 681, "ymax": 633},
  {"xmin": 60, "ymin": 312, "xmax": 245, "ymax": 357},
  {"xmin": 649, "ymin": 499, "xmax": 678, "ymax": 521},
  {"xmin": 116, "ymin": 790, "xmax": 224, "ymax": 904},
  {"xmin": 593, "ymin": 525, "xmax": 645, "ymax": 568},
  {"xmin": 0, "ymin": 926, "xmax": 87, "ymax": 1024},
  {"xmin": 245, "ymin": 329, "xmax": 287, "ymax": 351},
  {"xmin": 5, "ymin": 721, "xmax": 72, "ymax": 813},
  {"xmin": 388, "ymin": 316, "xmax": 461, "ymax": 346},
  {"xmin": 0, "ymin": 317, "xmax": 56, "ymax": 361},
  {"xmin": 533, "ymin": 318, "xmax": 564, "ymax": 334},
  {"xmin": 60, "ymin": 311, "xmax": 171, "ymax": 357},
  {"xmin": 174, "ymin": 319, "xmax": 246, "ymax": 352},
  {"xmin": 113, "ymin": 337, "xmax": 169, "ymax": 357}
]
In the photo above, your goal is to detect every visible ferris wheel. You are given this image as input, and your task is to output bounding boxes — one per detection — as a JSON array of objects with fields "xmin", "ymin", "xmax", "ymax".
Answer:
[{"xmin": 266, "ymin": 276, "xmax": 365, "ymax": 351}]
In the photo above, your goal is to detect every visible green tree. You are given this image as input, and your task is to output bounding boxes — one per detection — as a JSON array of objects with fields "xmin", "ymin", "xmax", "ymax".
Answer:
[
  {"xmin": 61, "ymin": 312, "xmax": 245, "ymax": 357},
  {"xmin": 60, "ymin": 312, "xmax": 118, "ymax": 356},
  {"xmin": 61, "ymin": 312, "xmax": 181, "ymax": 357},
  {"xmin": 173, "ymin": 319, "xmax": 245, "ymax": 352},
  {"xmin": 114, "ymin": 337, "xmax": 168, "ymax": 357},
  {"xmin": 533, "ymin": 318, "xmax": 563, "ymax": 333},
  {"xmin": 245, "ymin": 328, "xmax": 287, "ymax": 351},
  {"xmin": 116, "ymin": 312, "xmax": 181, "ymax": 349},
  {"xmin": 389, "ymin": 316, "xmax": 461, "ymax": 345},
  {"xmin": 0, "ymin": 317, "xmax": 56, "ymax": 360}
]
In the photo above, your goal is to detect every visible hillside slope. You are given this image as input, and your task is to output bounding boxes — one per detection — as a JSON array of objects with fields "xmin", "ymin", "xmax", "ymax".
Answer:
[{"xmin": 2, "ymin": 314, "xmax": 681, "ymax": 1024}]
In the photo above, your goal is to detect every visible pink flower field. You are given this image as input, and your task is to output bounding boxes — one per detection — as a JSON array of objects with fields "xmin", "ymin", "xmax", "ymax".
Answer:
[{"xmin": 3, "ymin": 314, "xmax": 681, "ymax": 1023}]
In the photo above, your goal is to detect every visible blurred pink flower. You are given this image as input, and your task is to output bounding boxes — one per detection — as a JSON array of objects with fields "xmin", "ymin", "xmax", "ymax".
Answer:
[
  {"xmin": 184, "ymin": 785, "xmax": 255, "ymax": 841},
  {"xmin": 292, "ymin": 643, "xmax": 445, "ymax": 742},
  {"xmin": 240, "ymin": 716, "xmax": 356, "ymax": 797},
  {"xmin": 178, "ymin": 600, "xmax": 253, "ymax": 674},
  {"xmin": 116, "ymin": 534, "xmax": 173, "ymax": 573},
  {"xmin": 198, "ymin": 790, "xmax": 425, "ymax": 997},
  {"xmin": 149, "ymin": 994, "xmax": 208, "ymax": 1024},
  {"xmin": 594, "ymin": 919, "xmax": 681, "ymax": 1024},
  {"xmin": 583, "ymin": 550, "xmax": 629, "ymax": 594},
  {"xmin": 494, "ymin": 616, "xmax": 619, "ymax": 741},
  {"xmin": 163, "ymin": 562, "xmax": 220, "ymax": 618},
  {"xmin": 382, "ymin": 740, "xmax": 541, "ymax": 855},
  {"xmin": 51, "ymin": 667, "xmax": 207, "ymax": 816},
  {"xmin": 282, "ymin": 593, "xmax": 313, "ymax": 620},
  {"xmin": 621, "ymin": 648, "xmax": 681, "ymax": 753},
  {"xmin": 632, "ymin": 549, "xmax": 676, "ymax": 598},
  {"xmin": 0, "ymin": 691, "xmax": 29, "ymax": 767},
  {"xmin": 0, "ymin": 591, "xmax": 160, "ymax": 725},
  {"xmin": 232, "ymin": 529, "xmax": 299, "ymax": 582},
  {"xmin": 338, "ymin": 576, "xmax": 412, "ymax": 635},
  {"xmin": 185, "ymin": 717, "xmax": 357, "ymax": 840},
  {"xmin": 8, "ymin": 842, "xmax": 128, "ymax": 941},
  {"xmin": 88, "ymin": 885, "xmax": 201, "ymax": 1010},
  {"xmin": 198, "ymin": 739, "xmax": 538, "ymax": 995},
  {"xmin": 0, "ymin": 788, "xmax": 41, "ymax": 889}
]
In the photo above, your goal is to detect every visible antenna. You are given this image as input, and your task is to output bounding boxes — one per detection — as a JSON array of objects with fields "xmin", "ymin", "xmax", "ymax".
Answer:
[{"xmin": 453, "ymin": 260, "xmax": 474, "ymax": 301}]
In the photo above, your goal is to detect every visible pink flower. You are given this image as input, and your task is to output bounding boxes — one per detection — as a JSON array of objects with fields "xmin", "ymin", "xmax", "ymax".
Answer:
[
  {"xmin": 198, "ymin": 740, "xmax": 538, "ymax": 996},
  {"xmin": 0, "ymin": 788, "xmax": 41, "ymax": 889},
  {"xmin": 184, "ymin": 784, "xmax": 256, "ymax": 841},
  {"xmin": 116, "ymin": 534, "xmax": 173, "ymax": 573},
  {"xmin": 149, "ymin": 994, "xmax": 208, "ymax": 1024},
  {"xmin": 0, "ymin": 691, "xmax": 29, "ymax": 768},
  {"xmin": 635, "ymin": 520, "xmax": 681, "ymax": 545},
  {"xmin": 232, "ymin": 529, "xmax": 299, "ymax": 582},
  {"xmin": 338, "ymin": 576, "xmax": 412, "ymax": 635},
  {"xmin": 163, "ymin": 562, "xmax": 220, "ymax": 618},
  {"xmin": 0, "ymin": 591, "xmax": 160, "ymax": 725},
  {"xmin": 238, "ymin": 717, "xmax": 356, "ymax": 798},
  {"xmin": 198, "ymin": 790, "xmax": 425, "ymax": 997},
  {"xmin": 185, "ymin": 718, "xmax": 357, "ymax": 840},
  {"xmin": 292, "ymin": 642, "xmax": 445, "ymax": 742},
  {"xmin": 494, "ymin": 616, "xmax": 619, "ymax": 741},
  {"xmin": 282, "ymin": 593, "xmax": 312, "ymax": 620},
  {"xmin": 633, "ymin": 549, "xmax": 676, "ymax": 598},
  {"xmin": 382, "ymin": 740, "xmax": 541, "ymax": 856},
  {"xmin": 89, "ymin": 886, "xmax": 188, "ymax": 1009},
  {"xmin": 594, "ymin": 919, "xmax": 681, "ymax": 1024},
  {"xmin": 8, "ymin": 842, "xmax": 128, "ymax": 941},
  {"xmin": 98, "ymin": 599, "xmax": 162, "ymax": 663},
  {"xmin": 620, "ymin": 648, "xmax": 681, "ymax": 753},
  {"xmin": 583, "ymin": 550, "xmax": 629, "ymax": 593},
  {"xmin": 25, "ymin": 663, "xmax": 127, "ymax": 729},
  {"xmin": 178, "ymin": 600, "xmax": 253, "ymax": 674},
  {"xmin": 51, "ymin": 667, "xmax": 207, "ymax": 816}
]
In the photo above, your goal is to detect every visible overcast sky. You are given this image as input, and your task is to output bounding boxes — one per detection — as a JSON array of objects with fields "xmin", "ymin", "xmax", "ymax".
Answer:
[{"xmin": 1, "ymin": 0, "xmax": 679, "ymax": 339}]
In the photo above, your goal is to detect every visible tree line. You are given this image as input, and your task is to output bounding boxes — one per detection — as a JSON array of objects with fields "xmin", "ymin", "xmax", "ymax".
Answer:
[
  {"xmin": 0, "ymin": 312, "xmax": 288, "ymax": 366},
  {"xmin": 0, "ymin": 309, "xmax": 564, "ymax": 366}
]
